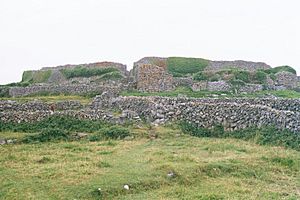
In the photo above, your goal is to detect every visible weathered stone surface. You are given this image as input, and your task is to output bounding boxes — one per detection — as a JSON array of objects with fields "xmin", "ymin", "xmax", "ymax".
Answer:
[
  {"xmin": 47, "ymin": 70, "xmax": 66, "ymax": 84},
  {"xmin": 207, "ymin": 81, "xmax": 231, "ymax": 92},
  {"xmin": 275, "ymin": 71, "xmax": 298, "ymax": 89},
  {"xmin": 240, "ymin": 84, "xmax": 263, "ymax": 93},
  {"xmin": 192, "ymin": 82, "xmax": 207, "ymax": 91},
  {"xmin": 133, "ymin": 64, "xmax": 174, "ymax": 92},
  {"xmin": 9, "ymin": 82, "xmax": 126, "ymax": 97},
  {"xmin": 2, "ymin": 96, "xmax": 299, "ymax": 133}
]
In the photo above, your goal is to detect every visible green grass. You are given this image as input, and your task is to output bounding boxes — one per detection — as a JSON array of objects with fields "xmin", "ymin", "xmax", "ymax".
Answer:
[
  {"xmin": 61, "ymin": 67, "xmax": 119, "ymax": 79},
  {"xmin": 179, "ymin": 122, "xmax": 300, "ymax": 151},
  {"xmin": 122, "ymin": 86, "xmax": 300, "ymax": 99},
  {"xmin": 264, "ymin": 66, "xmax": 297, "ymax": 75},
  {"xmin": 0, "ymin": 125, "xmax": 299, "ymax": 199},
  {"xmin": 167, "ymin": 57, "xmax": 209, "ymax": 76},
  {"xmin": 21, "ymin": 70, "xmax": 52, "ymax": 83},
  {"xmin": 0, "ymin": 116, "xmax": 109, "ymax": 133}
]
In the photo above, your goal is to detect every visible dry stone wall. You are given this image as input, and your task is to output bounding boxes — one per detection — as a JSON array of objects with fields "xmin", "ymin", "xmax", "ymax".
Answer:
[
  {"xmin": 9, "ymin": 82, "xmax": 127, "ymax": 97},
  {"xmin": 1, "ymin": 95, "xmax": 299, "ymax": 133},
  {"xmin": 98, "ymin": 96, "xmax": 300, "ymax": 132},
  {"xmin": 275, "ymin": 71, "xmax": 298, "ymax": 89},
  {"xmin": 134, "ymin": 64, "xmax": 174, "ymax": 92}
]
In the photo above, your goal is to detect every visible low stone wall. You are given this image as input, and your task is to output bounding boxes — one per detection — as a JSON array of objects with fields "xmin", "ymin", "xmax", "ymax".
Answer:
[
  {"xmin": 240, "ymin": 84, "xmax": 263, "ymax": 93},
  {"xmin": 207, "ymin": 81, "xmax": 231, "ymax": 92},
  {"xmin": 1, "ymin": 95, "xmax": 300, "ymax": 133},
  {"xmin": 100, "ymin": 96, "xmax": 300, "ymax": 132},
  {"xmin": 9, "ymin": 83, "xmax": 125, "ymax": 97},
  {"xmin": 0, "ymin": 100, "xmax": 83, "ymax": 112}
]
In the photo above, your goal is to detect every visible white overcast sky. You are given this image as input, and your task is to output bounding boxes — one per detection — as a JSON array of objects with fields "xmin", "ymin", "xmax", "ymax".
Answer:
[{"xmin": 0, "ymin": 0, "xmax": 299, "ymax": 84}]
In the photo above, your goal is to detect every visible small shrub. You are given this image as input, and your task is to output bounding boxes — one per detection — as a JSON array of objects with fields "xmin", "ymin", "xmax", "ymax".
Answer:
[
  {"xmin": 0, "ymin": 87, "xmax": 10, "ymax": 97},
  {"xmin": 253, "ymin": 71, "xmax": 267, "ymax": 84},
  {"xmin": 193, "ymin": 72, "xmax": 209, "ymax": 81},
  {"xmin": 0, "ymin": 116, "xmax": 108, "ymax": 133},
  {"xmin": 89, "ymin": 132, "xmax": 103, "ymax": 142},
  {"xmin": 234, "ymin": 70, "xmax": 250, "ymax": 83},
  {"xmin": 209, "ymin": 74, "xmax": 220, "ymax": 82},
  {"xmin": 22, "ymin": 128, "xmax": 69, "ymax": 143},
  {"xmin": 102, "ymin": 126, "xmax": 130, "ymax": 139}
]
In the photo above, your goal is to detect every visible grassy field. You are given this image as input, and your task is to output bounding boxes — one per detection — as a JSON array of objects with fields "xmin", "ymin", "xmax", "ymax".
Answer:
[{"xmin": 0, "ymin": 126, "xmax": 299, "ymax": 200}]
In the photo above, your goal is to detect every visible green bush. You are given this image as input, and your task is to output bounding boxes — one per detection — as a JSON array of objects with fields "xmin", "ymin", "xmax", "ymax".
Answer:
[
  {"xmin": 193, "ymin": 72, "xmax": 209, "ymax": 81},
  {"xmin": 0, "ymin": 116, "xmax": 108, "ymax": 133},
  {"xmin": 61, "ymin": 67, "xmax": 118, "ymax": 79},
  {"xmin": 0, "ymin": 87, "xmax": 10, "ymax": 97},
  {"xmin": 102, "ymin": 126, "xmax": 130, "ymax": 139},
  {"xmin": 209, "ymin": 74, "xmax": 220, "ymax": 82},
  {"xmin": 179, "ymin": 121, "xmax": 300, "ymax": 151},
  {"xmin": 89, "ymin": 126, "xmax": 131, "ymax": 141},
  {"xmin": 253, "ymin": 71, "xmax": 267, "ymax": 84},
  {"xmin": 88, "ymin": 132, "xmax": 103, "ymax": 142},
  {"xmin": 167, "ymin": 57, "xmax": 209, "ymax": 76},
  {"xmin": 233, "ymin": 70, "xmax": 250, "ymax": 83},
  {"xmin": 22, "ymin": 128, "xmax": 69, "ymax": 143}
]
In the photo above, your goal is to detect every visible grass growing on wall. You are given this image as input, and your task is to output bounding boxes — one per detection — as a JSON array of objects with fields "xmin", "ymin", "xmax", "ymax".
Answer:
[
  {"xmin": 61, "ymin": 67, "xmax": 119, "ymax": 79},
  {"xmin": 21, "ymin": 70, "xmax": 52, "ymax": 83},
  {"xmin": 194, "ymin": 69, "xmax": 269, "ymax": 84},
  {"xmin": 167, "ymin": 57, "xmax": 209, "ymax": 77},
  {"xmin": 21, "ymin": 71, "xmax": 34, "ymax": 82},
  {"xmin": 264, "ymin": 65, "xmax": 297, "ymax": 75}
]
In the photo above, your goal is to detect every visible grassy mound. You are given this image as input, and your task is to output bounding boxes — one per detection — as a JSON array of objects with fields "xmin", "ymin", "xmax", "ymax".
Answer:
[
  {"xmin": 61, "ymin": 67, "xmax": 119, "ymax": 79},
  {"xmin": 167, "ymin": 57, "xmax": 209, "ymax": 77},
  {"xmin": 265, "ymin": 65, "xmax": 297, "ymax": 75},
  {"xmin": 21, "ymin": 70, "xmax": 52, "ymax": 83}
]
